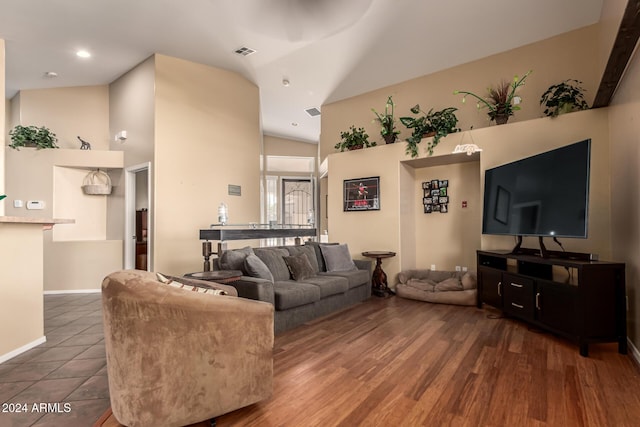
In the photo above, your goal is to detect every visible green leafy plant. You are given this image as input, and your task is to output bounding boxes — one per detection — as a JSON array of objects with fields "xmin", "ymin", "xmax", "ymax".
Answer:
[
  {"xmin": 0, "ymin": 195, "xmax": 6, "ymax": 201},
  {"xmin": 372, "ymin": 96, "xmax": 401, "ymax": 144},
  {"xmin": 454, "ymin": 70, "xmax": 532, "ymax": 124},
  {"xmin": 9, "ymin": 125, "xmax": 59, "ymax": 150},
  {"xmin": 399, "ymin": 105, "xmax": 459, "ymax": 157},
  {"xmin": 540, "ymin": 79, "xmax": 589, "ymax": 117},
  {"xmin": 334, "ymin": 126, "xmax": 376, "ymax": 152}
]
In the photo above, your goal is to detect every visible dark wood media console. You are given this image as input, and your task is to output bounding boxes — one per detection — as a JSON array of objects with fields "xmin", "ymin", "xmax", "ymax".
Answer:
[{"xmin": 477, "ymin": 249, "xmax": 627, "ymax": 357}]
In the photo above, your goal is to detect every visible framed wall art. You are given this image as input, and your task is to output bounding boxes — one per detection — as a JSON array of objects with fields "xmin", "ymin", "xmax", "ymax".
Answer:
[
  {"xmin": 344, "ymin": 176, "xmax": 380, "ymax": 211},
  {"xmin": 422, "ymin": 179, "xmax": 449, "ymax": 214}
]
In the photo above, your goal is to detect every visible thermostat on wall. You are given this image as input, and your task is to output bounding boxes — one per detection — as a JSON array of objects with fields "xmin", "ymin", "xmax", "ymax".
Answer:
[{"xmin": 26, "ymin": 200, "xmax": 45, "ymax": 210}]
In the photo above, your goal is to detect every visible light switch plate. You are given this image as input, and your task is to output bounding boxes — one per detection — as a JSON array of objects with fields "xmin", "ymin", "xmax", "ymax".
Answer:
[{"xmin": 14, "ymin": 200, "xmax": 23, "ymax": 208}]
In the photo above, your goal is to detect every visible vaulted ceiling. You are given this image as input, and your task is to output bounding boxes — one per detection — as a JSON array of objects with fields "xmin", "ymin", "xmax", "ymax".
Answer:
[{"xmin": 0, "ymin": 0, "xmax": 604, "ymax": 143}]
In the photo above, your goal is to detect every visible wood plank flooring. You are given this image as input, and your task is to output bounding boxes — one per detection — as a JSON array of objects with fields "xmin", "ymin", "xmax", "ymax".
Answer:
[{"xmin": 217, "ymin": 296, "xmax": 640, "ymax": 427}]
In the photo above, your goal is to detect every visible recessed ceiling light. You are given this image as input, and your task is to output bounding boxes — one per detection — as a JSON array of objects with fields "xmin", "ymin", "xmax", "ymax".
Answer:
[
  {"xmin": 291, "ymin": 122, "xmax": 298, "ymax": 127},
  {"xmin": 282, "ymin": 79, "xmax": 290, "ymax": 87},
  {"xmin": 76, "ymin": 50, "xmax": 91, "ymax": 58},
  {"xmin": 43, "ymin": 71, "xmax": 58, "ymax": 78}
]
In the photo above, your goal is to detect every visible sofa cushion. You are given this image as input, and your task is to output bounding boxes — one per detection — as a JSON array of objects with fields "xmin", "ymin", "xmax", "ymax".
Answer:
[
  {"xmin": 318, "ymin": 269, "xmax": 369, "ymax": 289},
  {"xmin": 283, "ymin": 254, "xmax": 314, "ymax": 281},
  {"xmin": 254, "ymin": 248, "xmax": 291, "ymax": 281},
  {"xmin": 273, "ymin": 281, "xmax": 321, "ymax": 310},
  {"xmin": 461, "ymin": 272, "xmax": 477, "ymax": 290},
  {"xmin": 244, "ymin": 254, "xmax": 274, "ymax": 283},
  {"xmin": 320, "ymin": 244, "xmax": 357, "ymax": 272},
  {"xmin": 405, "ymin": 278, "xmax": 437, "ymax": 292},
  {"xmin": 220, "ymin": 246, "xmax": 254, "ymax": 272},
  {"xmin": 302, "ymin": 275, "xmax": 349, "ymax": 298},
  {"xmin": 434, "ymin": 277, "xmax": 463, "ymax": 292},
  {"xmin": 286, "ymin": 245, "xmax": 320, "ymax": 274}
]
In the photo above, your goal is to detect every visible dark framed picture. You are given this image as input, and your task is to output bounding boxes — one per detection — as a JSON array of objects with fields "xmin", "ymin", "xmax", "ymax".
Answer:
[
  {"xmin": 422, "ymin": 177, "xmax": 450, "ymax": 215},
  {"xmin": 344, "ymin": 176, "xmax": 380, "ymax": 211}
]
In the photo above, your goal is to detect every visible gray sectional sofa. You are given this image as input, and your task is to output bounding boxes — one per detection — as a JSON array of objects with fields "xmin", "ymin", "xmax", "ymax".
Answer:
[{"xmin": 215, "ymin": 242, "xmax": 372, "ymax": 333}]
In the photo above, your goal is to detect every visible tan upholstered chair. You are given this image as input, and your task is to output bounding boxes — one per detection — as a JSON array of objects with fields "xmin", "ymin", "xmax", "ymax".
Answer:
[{"xmin": 102, "ymin": 270, "xmax": 274, "ymax": 427}]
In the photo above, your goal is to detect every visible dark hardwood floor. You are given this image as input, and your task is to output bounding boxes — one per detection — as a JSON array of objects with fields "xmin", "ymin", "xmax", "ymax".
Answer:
[{"xmin": 218, "ymin": 296, "xmax": 640, "ymax": 427}]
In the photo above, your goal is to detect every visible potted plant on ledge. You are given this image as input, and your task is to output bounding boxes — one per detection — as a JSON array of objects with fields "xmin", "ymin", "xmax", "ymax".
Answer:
[
  {"xmin": 540, "ymin": 79, "xmax": 589, "ymax": 117},
  {"xmin": 9, "ymin": 125, "xmax": 59, "ymax": 150},
  {"xmin": 454, "ymin": 70, "xmax": 532, "ymax": 125},
  {"xmin": 334, "ymin": 126, "xmax": 376, "ymax": 152},
  {"xmin": 372, "ymin": 96, "xmax": 401, "ymax": 144},
  {"xmin": 399, "ymin": 105, "xmax": 460, "ymax": 158}
]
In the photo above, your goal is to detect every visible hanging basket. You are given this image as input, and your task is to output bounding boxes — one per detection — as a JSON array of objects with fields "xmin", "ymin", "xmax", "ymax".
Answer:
[{"xmin": 82, "ymin": 170, "xmax": 112, "ymax": 195}]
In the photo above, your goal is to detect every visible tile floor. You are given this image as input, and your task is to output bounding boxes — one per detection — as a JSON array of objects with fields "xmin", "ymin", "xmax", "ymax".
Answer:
[{"xmin": 0, "ymin": 293, "xmax": 109, "ymax": 427}]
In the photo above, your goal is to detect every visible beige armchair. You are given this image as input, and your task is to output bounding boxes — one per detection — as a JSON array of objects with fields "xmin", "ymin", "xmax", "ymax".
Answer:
[{"xmin": 102, "ymin": 270, "xmax": 274, "ymax": 427}]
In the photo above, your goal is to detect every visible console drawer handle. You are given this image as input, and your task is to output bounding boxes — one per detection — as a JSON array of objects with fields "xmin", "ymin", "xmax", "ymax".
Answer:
[
  {"xmin": 510, "ymin": 282, "xmax": 523, "ymax": 288},
  {"xmin": 536, "ymin": 292, "xmax": 541, "ymax": 310},
  {"xmin": 511, "ymin": 303, "xmax": 524, "ymax": 309},
  {"xmin": 498, "ymin": 281, "xmax": 502, "ymax": 296}
]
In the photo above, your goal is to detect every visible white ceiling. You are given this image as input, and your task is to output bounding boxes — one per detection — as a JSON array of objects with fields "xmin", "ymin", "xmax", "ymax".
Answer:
[{"xmin": 0, "ymin": 0, "xmax": 604, "ymax": 143}]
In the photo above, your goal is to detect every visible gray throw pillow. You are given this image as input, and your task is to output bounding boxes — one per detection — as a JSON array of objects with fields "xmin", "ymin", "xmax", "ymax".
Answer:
[
  {"xmin": 219, "ymin": 246, "xmax": 254, "ymax": 272},
  {"xmin": 283, "ymin": 254, "xmax": 314, "ymax": 281},
  {"xmin": 320, "ymin": 244, "xmax": 357, "ymax": 272},
  {"xmin": 244, "ymin": 254, "xmax": 274, "ymax": 283}
]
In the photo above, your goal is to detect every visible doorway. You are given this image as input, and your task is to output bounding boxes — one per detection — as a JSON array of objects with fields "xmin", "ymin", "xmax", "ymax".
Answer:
[{"xmin": 124, "ymin": 162, "xmax": 151, "ymax": 270}]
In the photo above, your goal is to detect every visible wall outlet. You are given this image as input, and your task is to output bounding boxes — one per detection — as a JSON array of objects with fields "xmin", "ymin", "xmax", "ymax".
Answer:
[
  {"xmin": 430, "ymin": 264, "xmax": 436, "ymax": 271},
  {"xmin": 462, "ymin": 266, "xmax": 468, "ymax": 272},
  {"xmin": 455, "ymin": 266, "xmax": 461, "ymax": 272}
]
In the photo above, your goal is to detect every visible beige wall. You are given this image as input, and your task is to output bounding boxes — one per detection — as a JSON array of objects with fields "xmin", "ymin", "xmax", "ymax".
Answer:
[
  {"xmin": 107, "ymin": 55, "xmax": 155, "ymax": 247},
  {"xmin": 14, "ymin": 86, "xmax": 110, "ymax": 150},
  {"xmin": 0, "ymin": 223, "xmax": 45, "ymax": 361},
  {"xmin": 153, "ymin": 55, "xmax": 261, "ymax": 274},
  {"xmin": 328, "ymin": 109, "xmax": 612, "ymax": 285},
  {"xmin": 320, "ymin": 25, "xmax": 601, "ymax": 161},
  {"xmin": 609, "ymin": 46, "xmax": 640, "ymax": 353},
  {"xmin": 413, "ymin": 161, "xmax": 481, "ymax": 271},
  {"xmin": 264, "ymin": 135, "xmax": 317, "ymax": 157},
  {"xmin": 1, "ymin": 39, "xmax": 5, "ymax": 215}
]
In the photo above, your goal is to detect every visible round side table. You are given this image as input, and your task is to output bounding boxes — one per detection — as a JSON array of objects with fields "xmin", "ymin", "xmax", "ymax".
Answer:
[{"xmin": 361, "ymin": 251, "xmax": 396, "ymax": 297}]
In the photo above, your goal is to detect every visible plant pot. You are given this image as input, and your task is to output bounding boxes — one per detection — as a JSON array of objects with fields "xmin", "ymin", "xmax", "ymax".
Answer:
[
  {"xmin": 348, "ymin": 144, "xmax": 364, "ymax": 151},
  {"xmin": 423, "ymin": 131, "xmax": 436, "ymax": 138},
  {"xmin": 383, "ymin": 134, "xmax": 397, "ymax": 144},
  {"xmin": 494, "ymin": 115, "xmax": 509, "ymax": 125}
]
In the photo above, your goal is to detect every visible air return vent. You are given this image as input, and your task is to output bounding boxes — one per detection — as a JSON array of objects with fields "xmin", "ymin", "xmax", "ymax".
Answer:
[
  {"xmin": 305, "ymin": 107, "xmax": 321, "ymax": 117},
  {"xmin": 234, "ymin": 46, "xmax": 256, "ymax": 56}
]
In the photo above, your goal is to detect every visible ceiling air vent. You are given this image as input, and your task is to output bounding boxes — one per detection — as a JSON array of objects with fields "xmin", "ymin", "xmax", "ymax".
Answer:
[
  {"xmin": 305, "ymin": 107, "xmax": 321, "ymax": 117},
  {"xmin": 234, "ymin": 46, "xmax": 256, "ymax": 56}
]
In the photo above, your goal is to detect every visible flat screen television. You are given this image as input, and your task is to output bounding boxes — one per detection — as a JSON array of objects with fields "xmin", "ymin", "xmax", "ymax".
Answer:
[{"xmin": 482, "ymin": 139, "xmax": 591, "ymax": 240}]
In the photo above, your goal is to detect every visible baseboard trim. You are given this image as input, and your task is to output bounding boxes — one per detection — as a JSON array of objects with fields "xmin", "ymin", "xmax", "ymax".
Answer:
[
  {"xmin": 0, "ymin": 336, "xmax": 46, "ymax": 364},
  {"xmin": 44, "ymin": 289, "xmax": 101, "ymax": 295},
  {"xmin": 628, "ymin": 337, "xmax": 640, "ymax": 368}
]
